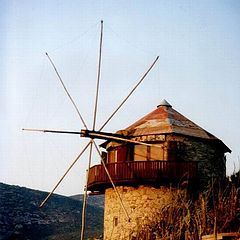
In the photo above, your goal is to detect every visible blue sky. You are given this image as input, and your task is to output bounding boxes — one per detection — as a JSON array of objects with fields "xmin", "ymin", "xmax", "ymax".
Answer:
[{"xmin": 1, "ymin": 0, "xmax": 240, "ymax": 195}]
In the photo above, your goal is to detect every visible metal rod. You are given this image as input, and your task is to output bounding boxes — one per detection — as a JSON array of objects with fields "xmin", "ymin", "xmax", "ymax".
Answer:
[
  {"xmin": 45, "ymin": 52, "xmax": 88, "ymax": 129},
  {"xmin": 39, "ymin": 141, "xmax": 91, "ymax": 208},
  {"xmin": 99, "ymin": 56, "xmax": 159, "ymax": 131},
  {"xmin": 92, "ymin": 20, "xmax": 103, "ymax": 131},
  {"xmin": 93, "ymin": 141, "xmax": 131, "ymax": 222},
  {"xmin": 80, "ymin": 140, "xmax": 93, "ymax": 240}
]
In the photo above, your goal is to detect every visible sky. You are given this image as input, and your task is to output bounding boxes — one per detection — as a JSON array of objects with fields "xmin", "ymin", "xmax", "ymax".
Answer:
[{"xmin": 1, "ymin": 0, "xmax": 240, "ymax": 196}]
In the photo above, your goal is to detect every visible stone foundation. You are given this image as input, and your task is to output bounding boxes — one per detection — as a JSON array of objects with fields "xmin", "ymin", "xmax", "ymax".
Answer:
[{"xmin": 104, "ymin": 185, "xmax": 178, "ymax": 240}]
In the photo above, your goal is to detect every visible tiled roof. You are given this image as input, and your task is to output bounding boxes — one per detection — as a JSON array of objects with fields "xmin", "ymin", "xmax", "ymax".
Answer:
[{"xmin": 121, "ymin": 100, "xmax": 230, "ymax": 152}]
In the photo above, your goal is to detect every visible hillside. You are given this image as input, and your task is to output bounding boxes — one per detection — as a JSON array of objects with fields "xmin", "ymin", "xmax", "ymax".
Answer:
[
  {"xmin": 70, "ymin": 195, "xmax": 104, "ymax": 209},
  {"xmin": 0, "ymin": 183, "xmax": 104, "ymax": 240}
]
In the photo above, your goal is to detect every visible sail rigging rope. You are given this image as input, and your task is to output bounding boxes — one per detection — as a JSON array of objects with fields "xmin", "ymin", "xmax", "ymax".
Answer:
[
  {"xmin": 45, "ymin": 52, "xmax": 88, "ymax": 129},
  {"xmin": 39, "ymin": 141, "xmax": 91, "ymax": 208},
  {"xmin": 99, "ymin": 55, "xmax": 159, "ymax": 131},
  {"xmin": 51, "ymin": 21, "xmax": 99, "ymax": 52},
  {"xmin": 92, "ymin": 20, "xmax": 103, "ymax": 131}
]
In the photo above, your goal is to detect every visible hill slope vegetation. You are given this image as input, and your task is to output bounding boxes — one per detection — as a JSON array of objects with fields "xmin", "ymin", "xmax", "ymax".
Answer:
[{"xmin": 0, "ymin": 183, "xmax": 104, "ymax": 240}]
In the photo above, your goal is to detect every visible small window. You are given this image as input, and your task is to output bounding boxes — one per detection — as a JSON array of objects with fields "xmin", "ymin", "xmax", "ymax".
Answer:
[{"xmin": 113, "ymin": 216, "xmax": 118, "ymax": 227}]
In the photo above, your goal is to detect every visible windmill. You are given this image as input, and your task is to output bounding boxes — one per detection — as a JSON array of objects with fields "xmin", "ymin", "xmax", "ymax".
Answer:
[{"xmin": 23, "ymin": 20, "xmax": 159, "ymax": 239}]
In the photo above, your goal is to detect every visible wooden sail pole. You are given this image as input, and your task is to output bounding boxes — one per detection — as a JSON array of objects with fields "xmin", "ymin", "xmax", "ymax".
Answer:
[
  {"xmin": 81, "ymin": 20, "xmax": 103, "ymax": 240},
  {"xmin": 46, "ymin": 52, "xmax": 88, "ymax": 129},
  {"xmin": 80, "ymin": 140, "xmax": 93, "ymax": 240},
  {"xmin": 23, "ymin": 21, "xmax": 160, "ymax": 238},
  {"xmin": 99, "ymin": 55, "xmax": 159, "ymax": 131},
  {"xmin": 86, "ymin": 131, "xmax": 163, "ymax": 149},
  {"xmin": 92, "ymin": 20, "xmax": 103, "ymax": 131},
  {"xmin": 22, "ymin": 128, "xmax": 81, "ymax": 135},
  {"xmin": 93, "ymin": 141, "xmax": 131, "ymax": 222},
  {"xmin": 38, "ymin": 141, "xmax": 91, "ymax": 208},
  {"xmin": 23, "ymin": 128, "xmax": 162, "ymax": 149}
]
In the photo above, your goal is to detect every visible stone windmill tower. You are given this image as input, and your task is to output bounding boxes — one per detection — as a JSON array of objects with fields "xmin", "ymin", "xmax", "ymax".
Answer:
[
  {"xmin": 87, "ymin": 99, "xmax": 230, "ymax": 239},
  {"xmin": 22, "ymin": 20, "xmax": 232, "ymax": 239}
]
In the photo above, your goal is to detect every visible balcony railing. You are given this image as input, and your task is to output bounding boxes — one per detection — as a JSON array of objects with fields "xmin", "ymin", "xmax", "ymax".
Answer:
[{"xmin": 87, "ymin": 160, "xmax": 198, "ymax": 192}]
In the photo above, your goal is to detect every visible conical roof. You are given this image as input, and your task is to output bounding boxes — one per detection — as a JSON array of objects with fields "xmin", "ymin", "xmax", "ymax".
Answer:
[{"xmin": 123, "ymin": 100, "xmax": 230, "ymax": 152}]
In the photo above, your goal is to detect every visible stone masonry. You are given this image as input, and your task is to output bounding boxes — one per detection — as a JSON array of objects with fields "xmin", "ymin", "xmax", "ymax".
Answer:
[
  {"xmin": 104, "ymin": 185, "xmax": 179, "ymax": 240},
  {"xmin": 166, "ymin": 134, "xmax": 226, "ymax": 187}
]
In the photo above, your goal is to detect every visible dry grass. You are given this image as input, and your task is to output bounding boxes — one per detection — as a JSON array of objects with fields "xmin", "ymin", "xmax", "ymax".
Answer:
[{"xmin": 135, "ymin": 173, "xmax": 240, "ymax": 240}]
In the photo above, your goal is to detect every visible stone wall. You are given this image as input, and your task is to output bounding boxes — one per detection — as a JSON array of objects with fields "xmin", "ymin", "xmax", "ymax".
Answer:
[
  {"xmin": 104, "ymin": 185, "xmax": 178, "ymax": 240},
  {"xmin": 103, "ymin": 135, "xmax": 227, "ymax": 239},
  {"xmin": 166, "ymin": 135, "xmax": 226, "ymax": 187}
]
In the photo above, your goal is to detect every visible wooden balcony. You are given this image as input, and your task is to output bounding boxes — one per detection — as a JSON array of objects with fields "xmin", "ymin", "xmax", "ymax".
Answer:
[{"xmin": 87, "ymin": 160, "xmax": 198, "ymax": 192}]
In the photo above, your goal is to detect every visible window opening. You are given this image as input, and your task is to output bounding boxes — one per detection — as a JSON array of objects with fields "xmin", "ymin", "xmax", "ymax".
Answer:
[{"xmin": 113, "ymin": 216, "xmax": 118, "ymax": 227}]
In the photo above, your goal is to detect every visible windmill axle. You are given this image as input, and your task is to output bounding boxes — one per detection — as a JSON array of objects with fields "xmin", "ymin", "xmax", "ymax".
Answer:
[{"xmin": 80, "ymin": 129, "xmax": 127, "ymax": 141}]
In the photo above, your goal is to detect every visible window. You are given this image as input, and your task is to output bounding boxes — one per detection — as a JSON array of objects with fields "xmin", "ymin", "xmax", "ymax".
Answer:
[{"xmin": 113, "ymin": 217, "xmax": 118, "ymax": 227}]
